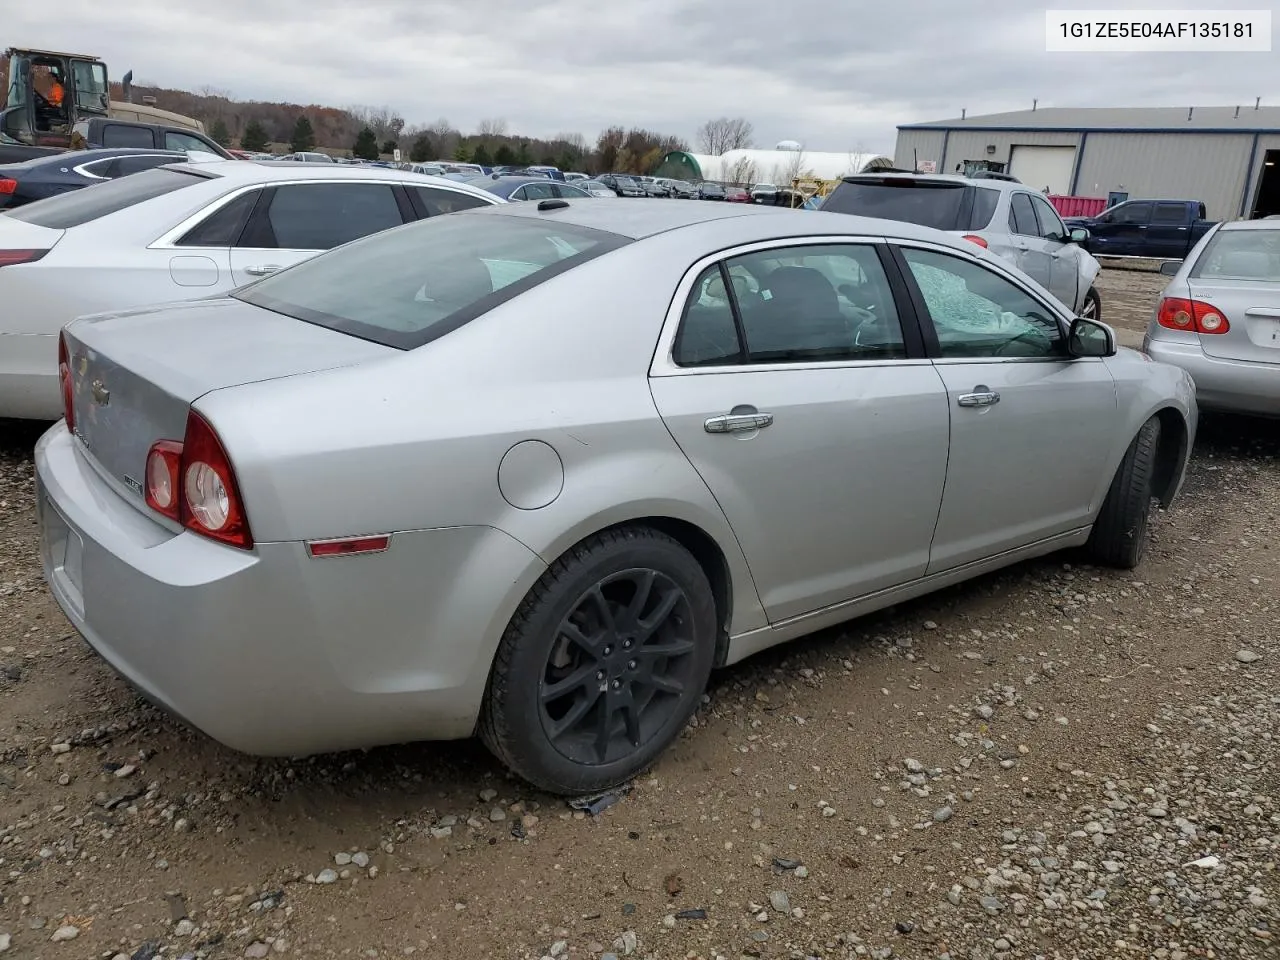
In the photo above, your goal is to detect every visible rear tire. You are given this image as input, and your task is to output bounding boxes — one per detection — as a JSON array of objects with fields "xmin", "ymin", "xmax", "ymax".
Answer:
[
  {"xmin": 1087, "ymin": 417, "xmax": 1161, "ymax": 569},
  {"xmin": 1082, "ymin": 286, "xmax": 1102, "ymax": 321},
  {"xmin": 479, "ymin": 526, "xmax": 717, "ymax": 795}
]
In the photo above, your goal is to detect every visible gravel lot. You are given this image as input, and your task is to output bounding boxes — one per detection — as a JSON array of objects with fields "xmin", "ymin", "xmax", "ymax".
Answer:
[{"xmin": 1, "ymin": 268, "xmax": 1277, "ymax": 960}]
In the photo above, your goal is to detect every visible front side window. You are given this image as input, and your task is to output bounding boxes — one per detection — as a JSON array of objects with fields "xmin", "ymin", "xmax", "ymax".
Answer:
[
  {"xmin": 900, "ymin": 247, "xmax": 1064, "ymax": 359},
  {"xmin": 243, "ymin": 183, "xmax": 405, "ymax": 250},
  {"xmin": 1029, "ymin": 194, "xmax": 1067, "ymax": 241},
  {"xmin": 673, "ymin": 243, "xmax": 907, "ymax": 367},
  {"xmin": 1111, "ymin": 202, "xmax": 1152, "ymax": 225},
  {"xmin": 410, "ymin": 186, "xmax": 491, "ymax": 216},
  {"xmin": 233, "ymin": 214, "xmax": 629, "ymax": 349}
]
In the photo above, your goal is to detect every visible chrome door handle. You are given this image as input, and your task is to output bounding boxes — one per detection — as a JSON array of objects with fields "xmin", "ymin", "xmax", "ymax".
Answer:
[
  {"xmin": 704, "ymin": 412, "xmax": 773, "ymax": 433},
  {"xmin": 243, "ymin": 264, "xmax": 281, "ymax": 277},
  {"xmin": 957, "ymin": 387, "xmax": 1000, "ymax": 407}
]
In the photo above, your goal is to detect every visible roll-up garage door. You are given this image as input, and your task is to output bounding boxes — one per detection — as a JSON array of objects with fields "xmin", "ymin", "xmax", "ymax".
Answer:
[{"xmin": 1008, "ymin": 145, "xmax": 1077, "ymax": 194}]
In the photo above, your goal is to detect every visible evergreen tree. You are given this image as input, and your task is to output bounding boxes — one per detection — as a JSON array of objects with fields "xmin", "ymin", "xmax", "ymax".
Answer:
[
  {"xmin": 453, "ymin": 142, "xmax": 472, "ymax": 162},
  {"xmin": 352, "ymin": 127, "xmax": 379, "ymax": 160},
  {"xmin": 409, "ymin": 135, "xmax": 433, "ymax": 162},
  {"xmin": 240, "ymin": 120, "xmax": 269, "ymax": 152},
  {"xmin": 290, "ymin": 115, "xmax": 316, "ymax": 153},
  {"xmin": 515, "ymin": 140, "xmax": 533, "ymax": 165},
  {"xmin": 539, "ymin": 154, "xmax": 557, "ymax": 168},
  {"xmin": 493, "ymin": 144, "xmax": 516, "ymax": 166},
  {"xmin": 209, "ymin": 118, "xmax": 231, "ymax": 147},
  {"xmin": 472, "ymin": 143, "xmax": 493, "ymax": 167}
]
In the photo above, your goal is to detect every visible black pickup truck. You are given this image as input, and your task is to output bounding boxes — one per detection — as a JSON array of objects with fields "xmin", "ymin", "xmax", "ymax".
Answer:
[
  {"xmin": 0, "ymin": 117, "xmax": 232, "ymax": 165},
  {"xmin": 1062, "ymin": 199, "xmax": 1216, "ymax": 259}
]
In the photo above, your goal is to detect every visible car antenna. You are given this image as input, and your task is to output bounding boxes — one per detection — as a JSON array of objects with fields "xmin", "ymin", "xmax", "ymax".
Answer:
[{"xmin": 537, "ymin": 199, "xmax": 570, "ymax": 211}]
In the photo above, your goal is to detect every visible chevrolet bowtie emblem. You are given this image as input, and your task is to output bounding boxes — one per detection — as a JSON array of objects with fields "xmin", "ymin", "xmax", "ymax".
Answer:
[{"xmin": 91, "ymin": 379, "xmax": 110, "ymax": 406}]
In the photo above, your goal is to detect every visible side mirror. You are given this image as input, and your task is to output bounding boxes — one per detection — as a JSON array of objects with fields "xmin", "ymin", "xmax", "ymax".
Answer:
[
  {"xmin": 1068, "ymin": 227, "xmax": 1090, "ymax": 243},
  {"xmin": 1159, "ymin": 260, "xmax": 1180, "ymax": 276},
  {"xmin": 1068, "ymin": 316, "xmax": 1116, "ymax": 358}
]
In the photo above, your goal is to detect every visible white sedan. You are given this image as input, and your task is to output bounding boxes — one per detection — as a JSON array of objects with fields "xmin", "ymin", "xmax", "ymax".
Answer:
[{"xmin": 0, "ymin": 161, "xmax": 501, "ymax": 420}]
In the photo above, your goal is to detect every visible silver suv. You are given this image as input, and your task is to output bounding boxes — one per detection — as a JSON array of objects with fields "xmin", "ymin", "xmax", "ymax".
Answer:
[{"xmin": 822, "ymin": 173, "xmax": 1102, "ymax": 319}]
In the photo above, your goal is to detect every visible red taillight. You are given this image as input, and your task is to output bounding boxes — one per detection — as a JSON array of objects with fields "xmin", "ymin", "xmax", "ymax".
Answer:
[
  {"xmin": 144, "ymin": 440, "xmax": 183, "ymax": 521},
  {"xmin": 961, "ymin": 234, "xmax": 988, "ymax": 248},
  {"xmin": 0, "ymin": 248, "xmax": 48, "ymax": 267},
  {"xmin": 1156, "ymin": 297, "xmax": 1231, "ymax": 335},
  {"xmin": 307, "ymin": 535, "xmax": 391, "ymax": 558},
  {"xmin": 144, "ymin": 411, "xmax": 253, "ymax": 549},
  {"xmin": 57, "ymin": 331, "xmax": 75, "ymax": 432},
  {"xmin": 0, "ymin": 179, "xmax": 16, "ymax": 195}
]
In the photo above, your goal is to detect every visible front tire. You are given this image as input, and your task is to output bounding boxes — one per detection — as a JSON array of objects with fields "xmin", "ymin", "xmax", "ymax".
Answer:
[
  {"xmin": 1081, "ymin": 286, "xmax": 1102, "ymax": 321},
  {"xmin": 479, "ymin": 526, "xmax": 717, "ymax": 795},
  {"xmin": 1087, "ymin": 417, "xmax": 1160, "ymax": 569}
]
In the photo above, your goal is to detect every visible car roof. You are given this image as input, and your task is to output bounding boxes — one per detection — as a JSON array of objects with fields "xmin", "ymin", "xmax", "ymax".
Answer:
[
  {"xmin": 842, "ymin": 172, "xmax": 1021, "ymax": 192},
  {"xmin": 1, "ymin": 147, "xmax": 187, "ymax": 171},
  {"xmin": 464, "ymin": 196, "xmax": 993, "ymax": 249},
  {"xmin": 174, "ymin": 159, "xmax": 499, "ymax": 200}
]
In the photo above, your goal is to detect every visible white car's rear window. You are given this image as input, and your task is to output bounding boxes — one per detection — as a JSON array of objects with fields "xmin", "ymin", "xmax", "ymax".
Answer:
[
  {"xmin": 4, "ymin": 167, "xmax": 214, "ymax": 229},
  {"xmin": 234, "ymin": 211, "xmax": 630, "ymax": 350}
]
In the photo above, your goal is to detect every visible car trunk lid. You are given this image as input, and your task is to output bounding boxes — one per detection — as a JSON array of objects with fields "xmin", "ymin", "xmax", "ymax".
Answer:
[
  {"xmin": 62, "ymin": 296, "xmax": 397, "ymax": 502},
  {"xmin": 1186, "ymin": 278, "xmax": 1280, "ymax": 364}
]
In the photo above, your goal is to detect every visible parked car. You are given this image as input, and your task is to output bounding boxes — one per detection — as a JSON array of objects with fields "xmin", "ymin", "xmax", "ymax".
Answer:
[
  {"xmin": 1143, "ymin": 219, "xmax": 1280, "ymax": 417},
  {"xmin": 467, "ymin": 175, "xmax": 591, "ymax": 201},
  {"xmin": 598, "ymin": 173, "xmax": 645, "ymax": 197},
  {"xmin": 663, "ymin": 179, "xmax": 697, "ymax": 199},
  {"xmin": 69, "ymin": 116, "xmax": 235, "ymax": 160},
  {"xmin": 0, "ymin": 148, "xmax": 194, "ymax": 210},
  {"xmin": 640, "ymin": 179, "xmax": 670, "ymax": 198},
  {"xmin": 578, "ymin": 180, "xmax": 618, "ymax": 198},
  {"xmin": 1062, "ymin": 199, "xmax": 1216, "ymax": 260},
  {"xmin": 276, "ymin": 152, "xmax": 337, "ymax": 163},
  {"xmin": 563, "ymin": 172, "xmax": 589, "ymax": 182},
  {"xmin": 750, "ymin": 183, "xmax": 778, "ymax": 203},
  {"xmin": 723, "ymin": 186, "xmax": 749, "ymax": 203},
  {"xmin": 822, "ymin": 173, "xmax": 1103, "ymax": 319},
  {"xmin": 36, "ymin": 201, "xmax": 1194, "ymax": 795},
  {"xmin": 0, "ymin": 162, "xmax": 500, "ymax": 420},
  {"xmin": 698, "ymin": 182, "xmax": 726, "ymax": 200}
]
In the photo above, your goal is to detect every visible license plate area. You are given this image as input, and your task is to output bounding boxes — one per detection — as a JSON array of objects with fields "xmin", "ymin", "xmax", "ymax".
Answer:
[{"xmin": 41, "ymin": 497, "xmax": 85, "ymax": 618}]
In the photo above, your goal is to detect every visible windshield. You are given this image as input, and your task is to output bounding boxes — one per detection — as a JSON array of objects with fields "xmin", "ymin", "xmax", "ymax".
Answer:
[
  {"xmin": 822, "ymin": 179, "xmax": 990, "ymax": 231},
  {"xmin": 5, "ymin": 166, "xmax": 212, "ymax": 229},
  {"xmin": 1191, "ymin": 228, "xmax": 1280, "ymax": 281},
  {"xmin": 233, "ymin": 212, "xmax": 630, "ymax": 350}
]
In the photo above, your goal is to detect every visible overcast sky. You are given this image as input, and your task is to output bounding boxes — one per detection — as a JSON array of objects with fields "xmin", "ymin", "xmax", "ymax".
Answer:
[{"xmin": 9, "ymin": 0, "xmax": 1278, "ymax": 153}]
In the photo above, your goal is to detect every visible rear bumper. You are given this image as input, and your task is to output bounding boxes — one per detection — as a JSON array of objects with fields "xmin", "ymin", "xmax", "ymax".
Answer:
[
  {"xmin": 0, "ymin": 332, "xmax": 60, "ymax": 420},
  {"xmin": 1143, "ymin": 337, "xmax": 1280, "ymax": 417},
  {"xmin": 35, "ymin": 423, "xmax": 547, "ymax": 757}
]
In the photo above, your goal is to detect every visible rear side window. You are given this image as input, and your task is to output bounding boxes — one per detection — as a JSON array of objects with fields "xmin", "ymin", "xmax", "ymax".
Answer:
[
  {"xmin": 5, "ymin": 168, "xmax": 210, "ymax": 229},
  {"xmin": 823, "ymin": 180, "xmax": 975, "ymax": 231},
  {"xmin": 233, "ymin": 213, "xmax": 629, "ymax": 349},
  {"xmin": 970, "ymin": 188, "xmax": 999, "ymax": 229},
  {"xmin": 1152, "ymin": 202, "xmax": 1188, "ymax": 224},
  {"xmin": 165, "ymin": 131, "xmax": 214, "ymax": 153},
  {"xmin": 1009, "ymin": 194, "xmax": 1039, "ymax": 236},
  {"xmin": 244, "ymin": 183, "xmax": 406, "ymax": 250},
  {"xmin": 114, "ymin": 155, "xmax": 184, "ymax": 177},
  {"xmin": 177, "ymin": 189, "xmax": 260, "ymax": 247},
  {"xmin": 101, "ymin": 124, "xmax": 157, "ymax": 148}
]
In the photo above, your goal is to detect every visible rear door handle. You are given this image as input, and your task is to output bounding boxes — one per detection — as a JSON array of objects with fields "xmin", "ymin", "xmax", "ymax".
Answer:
[
  {"xmin": 243, "ymin": 264, "xmax": 282, "ymax": 277},
  {"xmin": 957, "ymin": 387, "xmax": 1000, "ymax": 407},
  {"xmin": 704, "ymin": 412, "xmax": 774, "ymax": 433}
]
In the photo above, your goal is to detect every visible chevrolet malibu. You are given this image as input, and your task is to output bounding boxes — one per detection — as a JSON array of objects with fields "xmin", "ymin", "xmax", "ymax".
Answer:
[{"xmin": 36, "ymin": 199, "xmax": 1197, "ymax": 795}]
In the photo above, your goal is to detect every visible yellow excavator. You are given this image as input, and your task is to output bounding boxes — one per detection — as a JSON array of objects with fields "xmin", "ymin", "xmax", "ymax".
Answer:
[{"xmin": 1, "ymin": 47, "xmax": 206, "ymax": 163}]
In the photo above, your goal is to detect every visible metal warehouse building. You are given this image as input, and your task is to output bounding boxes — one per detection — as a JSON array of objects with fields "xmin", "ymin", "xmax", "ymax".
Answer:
[{"xmin": 894, "ymin": 106, "xmax": 1280, "ymax": 220}]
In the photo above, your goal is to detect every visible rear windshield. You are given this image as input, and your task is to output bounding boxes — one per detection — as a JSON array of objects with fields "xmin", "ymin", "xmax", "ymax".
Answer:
[
  {"xmin": 233, "ymin": 212, "xmax": 630, "ymax": 350},
  {"xmin": 1191, "ymin": 228, "xmax": 1280, "ymax": 281},
  {"xmin": 4, "ymin": 167, "xmax": 210, "ymax": 229},
  {"xmin": 822, "ymin": 179, "xmax": 999, "ymax": 231}
]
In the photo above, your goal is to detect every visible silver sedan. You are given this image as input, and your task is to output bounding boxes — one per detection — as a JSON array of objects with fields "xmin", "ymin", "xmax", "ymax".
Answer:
[
  {"xmin": 1144, "ymin": 219, "xmax": 1280, "ymax": 417},
  {"xmin": 36, "ymin": 200, "xmax": 1197, "ymax": 794}
]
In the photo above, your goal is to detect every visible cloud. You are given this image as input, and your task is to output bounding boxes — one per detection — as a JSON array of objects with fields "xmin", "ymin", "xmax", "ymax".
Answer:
[{"xmin": 7, "ymin": 0, "xmax": 1278, "ymax": 154}]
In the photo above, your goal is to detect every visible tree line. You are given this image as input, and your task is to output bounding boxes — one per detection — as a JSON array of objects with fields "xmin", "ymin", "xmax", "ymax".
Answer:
[{"xmin": 1, "ymin": 57, "xmax": 765, "ymax": 175}]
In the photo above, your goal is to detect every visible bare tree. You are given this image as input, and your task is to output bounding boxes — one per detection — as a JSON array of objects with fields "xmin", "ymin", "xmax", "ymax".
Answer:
[
  {"xmin": 696, "ymin": 116, "xmax": 754, "ymax": 155},
  {"xmin": 348, "ymin": 105, "xmax": 406, "ymax": 143},
  {"xmin": 771, "ymin": 149, "xmax": 808, "ymax": 187},
  {"xmin": 476, "ymin": 117, "xmax": 508, "ymax": 138},
  {"xmin": 725, "ymin": 155, "xmax": 758, "ymax": 185},
  {"xmin": 555, "ymin": 131, "xmax": 588, "ymax": 153},
  {"xmin": 196, "ymin": 84, "xmax": 234, "ymax": 100}
]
